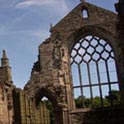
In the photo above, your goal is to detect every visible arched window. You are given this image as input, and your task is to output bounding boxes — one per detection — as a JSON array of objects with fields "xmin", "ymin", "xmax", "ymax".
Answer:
[
  {"xmin": 82, "ymin": 9, "xmax": 88, "ymax": 19},
  {"xmin": 70, "ymin": 36, "xmax": 120, "ymax": 108}
]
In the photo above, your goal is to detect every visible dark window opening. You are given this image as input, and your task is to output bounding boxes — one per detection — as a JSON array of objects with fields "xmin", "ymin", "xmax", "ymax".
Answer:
[{"xmin": 70, "ymin": 36, "xmax": 120, "ymax": 108}]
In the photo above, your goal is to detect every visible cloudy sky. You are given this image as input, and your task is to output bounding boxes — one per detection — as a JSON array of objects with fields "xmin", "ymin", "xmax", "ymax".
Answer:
[{"xmin": 0, "ymin": 0, "xmax": 118, "ymax": 88}]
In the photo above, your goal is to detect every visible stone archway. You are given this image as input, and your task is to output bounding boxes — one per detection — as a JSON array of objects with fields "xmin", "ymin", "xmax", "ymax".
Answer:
[
  {"xmin": 67, "ymin": 25, "xmax": 123, "ymax": 105},
  {"xmin": 34, "ymin": 88, "xmax": 63, "ymax": 124}
]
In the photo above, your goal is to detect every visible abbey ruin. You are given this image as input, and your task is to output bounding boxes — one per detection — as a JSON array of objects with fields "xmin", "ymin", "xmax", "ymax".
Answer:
[{"xmin": 0, "ymin": 1, "xmax": 124, "ymax": 124}]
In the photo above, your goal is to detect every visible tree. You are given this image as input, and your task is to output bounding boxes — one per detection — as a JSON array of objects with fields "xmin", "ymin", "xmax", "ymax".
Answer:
[
  {"xmin": 92, "ymin": 96, "xmax": 102, "ymax": 108},
  {"xmin": 105, "ymin": 90, "xmax": 121, "ymax": 106},
  {"xmin": 75, "ymin": 90, "xmax": 121, "ymax": 109},
  {"xmin": 75, "ymin": 95, "xmax": 92, "ymax": 108}
]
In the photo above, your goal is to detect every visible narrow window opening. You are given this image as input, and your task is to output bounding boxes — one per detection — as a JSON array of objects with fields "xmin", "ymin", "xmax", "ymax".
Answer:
[
  {"xmin": 82, "ymin": 9, "xmax": 88, "ymax": 19},
  {"xmin": 61, "ymin": 48, "xmax": 65, "ymax": 57}
]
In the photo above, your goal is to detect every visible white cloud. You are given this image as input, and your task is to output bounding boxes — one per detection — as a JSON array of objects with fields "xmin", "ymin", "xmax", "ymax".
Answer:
[
  {"xmin": 16, "ymin": 0, "xmax": 67, "ymax": 9},
  {"xmin": 0, "ymin": 0, "xmax": 70, "ymax": 40},
  {"xmin": 16, "ymin": 0, "xmax": 55, "ymax": 8},
  {"xmin": 16, "ymin": 0, "xmax": 70, "ymax": 14}
]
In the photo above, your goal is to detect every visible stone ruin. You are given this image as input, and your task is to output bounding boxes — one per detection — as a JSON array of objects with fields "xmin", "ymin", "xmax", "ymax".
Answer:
[{"xmin": 0, "ymin": 1, "xmax": 124, "ymax": 124}]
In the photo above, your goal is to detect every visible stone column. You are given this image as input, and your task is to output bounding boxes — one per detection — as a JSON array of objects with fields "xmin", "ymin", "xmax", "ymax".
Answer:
[{"xmin": 115, "ymin": 0, "xmax": 124, "ymax": 105}]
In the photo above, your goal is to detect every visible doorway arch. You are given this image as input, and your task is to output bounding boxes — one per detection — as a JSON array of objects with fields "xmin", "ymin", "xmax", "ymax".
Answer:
[{"xmin": 34, "ymin": 88, "xmax": 63, "ymax": 124}]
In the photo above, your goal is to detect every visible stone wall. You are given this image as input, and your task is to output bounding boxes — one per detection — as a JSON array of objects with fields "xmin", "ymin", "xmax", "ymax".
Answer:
[
  {"xmin": 71, "ymin": 107, "xmax": 124, "ymax": 124},
  {"xmin": 115, "ymin": 0, "xmax": 124, "ymax": 104},
  {"xmin": 0, "ymin": 82, "xmax": 9, "ymax": 124},
  {"xmin": 0, "ymin": 50, "xmax": 14, "ymax": 124},
  {"xmin": 13, "ymin": 89, "xmax": 50, "ymax": 124}
]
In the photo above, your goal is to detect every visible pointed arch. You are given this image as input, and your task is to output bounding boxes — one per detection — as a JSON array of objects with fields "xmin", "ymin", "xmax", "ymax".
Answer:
[
  {"xmin": 70, "ymin": 35, "xmax": 120, "ymax": 108},
  {"xmin": 35, "ymin": 88, "xmax": 57, "ymax": 107},
  {"xmin": 67, "ymin": 26, "xmax": 118, "ymax": 55}
]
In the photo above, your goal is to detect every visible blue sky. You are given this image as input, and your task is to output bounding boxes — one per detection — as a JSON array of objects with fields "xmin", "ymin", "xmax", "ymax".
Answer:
[{"xmin": 0, "ymin": 0, "xmax": 118, "ymax": 88}]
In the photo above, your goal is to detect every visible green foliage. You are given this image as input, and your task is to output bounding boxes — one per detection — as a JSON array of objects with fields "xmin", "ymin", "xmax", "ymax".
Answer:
[
  {"xmin": 105, "ymin": 90, "xmax": 121, "ymax": 106},
  {"xmin": 92, "ymin": 96, "xmax": 102, "ymax": 108},
  {"xmin": 84, "ymin": 98, "xmax": 92, "ymax": 108},
  {"xmin": 75, "ymin": 90, "xmax": 120, "ymax": 108},
  {"xmin": 75, "ymin": 96, "xmax": 92, "ymax": 108},
  {"xmin": 75, "ymin": 96, "xmax": 85, "ymax": 108},
  {"xmin": 42, "ymin": 100, "xmax": 55, "ymax": 124}
]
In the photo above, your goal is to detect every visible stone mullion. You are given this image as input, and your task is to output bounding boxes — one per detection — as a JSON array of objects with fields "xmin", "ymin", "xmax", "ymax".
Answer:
[
  {"xmin": 19, "ymin": 92, "xmax": 26, "ymax": 124},
  {"xmin": 115, "ymin": 0, "xmax": 124, "ymax": 105},
  {"xmin": 30, "ymin": 99, "xmax": 35, "ymax": 124},
  {"xmin": 26, "ymin": 97, "xmax": 30, "ymax": 124},
  {"xmin": 43, "ymin": 102, "xmax": 47, "ymax": 124},
  {"xmin": 40, "ymin": 102, "xmax": 43, "ymax": 124}
]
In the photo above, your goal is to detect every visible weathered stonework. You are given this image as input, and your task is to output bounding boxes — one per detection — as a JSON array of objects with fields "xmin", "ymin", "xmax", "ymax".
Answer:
[
  {"xmin": 0, "ymin": 83, "xmax": 9, "ymax": 124},
  {"xmin": 13, "ymin": 88, "xmax": 50, "ymax": 124},
  {"xmin": 0, "ymin": 50, "xmax": 14, "ymax": 124},
  {"xmin": 24, "ymin": 1, "xmax": 124, "ymax": 124},
  {"xmin": 0, "ymin": 1, "xmax": 124, "ymax": 124}
]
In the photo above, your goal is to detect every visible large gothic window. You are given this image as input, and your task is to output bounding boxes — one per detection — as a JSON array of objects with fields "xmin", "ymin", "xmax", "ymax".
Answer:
[{"xmin": 70, "ymin": 36, "xmax": 120, "ymax": 108}]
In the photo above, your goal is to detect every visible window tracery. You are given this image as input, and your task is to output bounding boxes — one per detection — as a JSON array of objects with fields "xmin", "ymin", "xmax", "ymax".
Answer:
[{"xmin": 70, "ymin": 36, "xmax": 120, "ymax": 108}]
